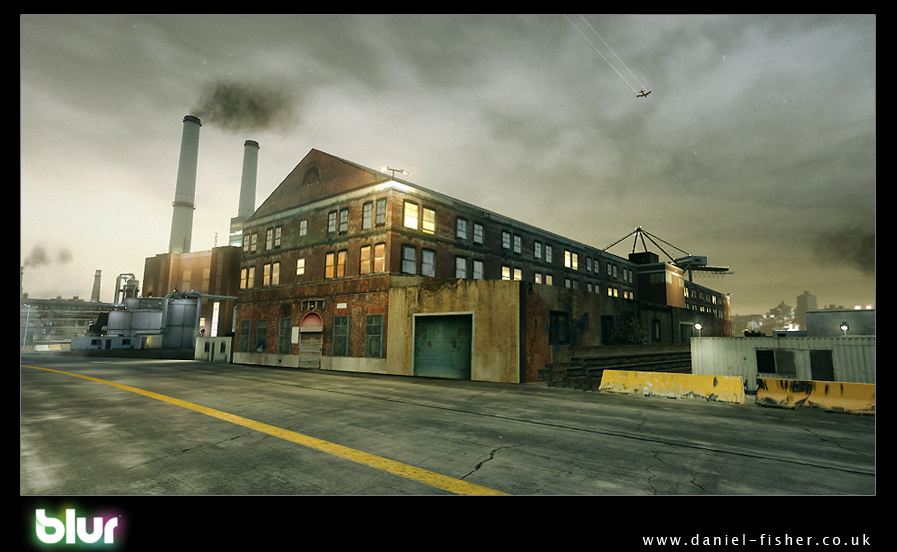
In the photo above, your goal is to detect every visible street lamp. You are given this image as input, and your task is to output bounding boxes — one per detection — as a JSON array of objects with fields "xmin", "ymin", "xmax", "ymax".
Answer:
[
  {"xmin": 694, "ymin": 323, "xmax": 703, "ymax": 337},
  {"xmin": 840, "ymin": 322, "xmax": 849, "ymax": 337}
]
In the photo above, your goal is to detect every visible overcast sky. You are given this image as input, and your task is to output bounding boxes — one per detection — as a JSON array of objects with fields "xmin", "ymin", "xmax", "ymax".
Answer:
[{"xmin": 20, "ymin": 14, "xmax": 875, "ymax": 315}]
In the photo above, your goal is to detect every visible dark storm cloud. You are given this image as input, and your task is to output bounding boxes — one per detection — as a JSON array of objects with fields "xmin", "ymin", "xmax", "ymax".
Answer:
[{"xmin": 192, "ymin": 79, "xmax": 300, "ymax": 133}]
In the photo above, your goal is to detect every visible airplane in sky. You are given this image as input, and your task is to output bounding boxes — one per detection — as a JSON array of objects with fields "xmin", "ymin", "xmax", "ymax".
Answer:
[{"xmin": 636, "ymin": 89, "xmax": 652, "ymax": 98}]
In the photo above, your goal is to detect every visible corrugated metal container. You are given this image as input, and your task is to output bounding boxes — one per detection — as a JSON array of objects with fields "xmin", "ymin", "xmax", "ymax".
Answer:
[{"xmin": 691, "ymin": 336, "xmax": 874, "ymax": 392}]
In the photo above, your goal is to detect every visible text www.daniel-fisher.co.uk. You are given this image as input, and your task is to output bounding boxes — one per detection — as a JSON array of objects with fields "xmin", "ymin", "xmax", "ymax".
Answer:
[{"xmin": 642, "ymin": 534, "xmax": 871, "ymax": 547}]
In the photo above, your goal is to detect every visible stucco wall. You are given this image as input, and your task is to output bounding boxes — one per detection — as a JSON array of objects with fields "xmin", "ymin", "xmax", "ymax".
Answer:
[{"xmin": 387, "ymin": 276, "xmax": 521, "ymax": 382}]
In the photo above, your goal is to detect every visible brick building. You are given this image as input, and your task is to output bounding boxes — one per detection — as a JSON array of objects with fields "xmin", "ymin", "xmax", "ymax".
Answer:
[
  {"xmin": 142, "ymin": 246, "xmax": 242, "ymax": 337},
  {"xmin": 232, "ymin": 149, "xmax": 730, "ymax": 382}
]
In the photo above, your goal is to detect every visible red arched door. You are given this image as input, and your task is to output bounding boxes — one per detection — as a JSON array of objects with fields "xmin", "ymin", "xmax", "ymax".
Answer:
[{"xmin": 299, "ymin": 312, "xmax": 323, "ymax": 368}]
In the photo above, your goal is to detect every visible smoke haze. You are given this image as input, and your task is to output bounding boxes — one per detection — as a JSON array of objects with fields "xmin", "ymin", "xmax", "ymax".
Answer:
[
  {"xmin": 23, "ymin": 245, "xmax": 73, "ymax": 267},
  {"xmin": 192, "ymin": 79, "xmax": 298, "ymax": 133}
]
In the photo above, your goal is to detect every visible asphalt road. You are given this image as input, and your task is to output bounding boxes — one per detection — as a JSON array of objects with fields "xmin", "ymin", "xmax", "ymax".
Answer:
[{"xmin": 20, "ymin": 354, "xmax": 875, "ymax": 497}]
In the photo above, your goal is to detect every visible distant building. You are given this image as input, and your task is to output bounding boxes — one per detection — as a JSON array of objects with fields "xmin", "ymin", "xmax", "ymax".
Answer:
[{"xmin": 795, "ymin": 291, "xmax": 817, "ymax": 330}]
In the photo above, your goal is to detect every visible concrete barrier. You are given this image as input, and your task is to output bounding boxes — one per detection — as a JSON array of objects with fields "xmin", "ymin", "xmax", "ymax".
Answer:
[
  {"xmin": 756, "ymin": 378, "xmax": 874, "ymax": 415},
  {"xmin": 598, "ymin": 370, "xmax": 746, "ymax": 404}
]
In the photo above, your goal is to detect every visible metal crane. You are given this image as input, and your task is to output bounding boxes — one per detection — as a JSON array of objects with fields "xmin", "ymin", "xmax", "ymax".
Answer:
[{"xmin": 602, "ymin": 227, "xmax": 732, "ymax": 281}]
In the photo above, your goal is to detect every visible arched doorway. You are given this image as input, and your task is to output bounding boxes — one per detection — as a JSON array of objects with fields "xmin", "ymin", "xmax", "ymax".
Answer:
[{"xmin": 299, "ymin": 312, "xmax": 324, "ymax": 368}]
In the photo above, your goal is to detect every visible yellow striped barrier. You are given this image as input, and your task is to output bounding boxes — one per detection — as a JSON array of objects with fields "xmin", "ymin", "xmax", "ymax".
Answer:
[
  {"xmin": 598, "ymin": 370, "xmax": 746, "ymax": 404},
  {"xmin": 756, "ymin": 378, "xmax": 874, "ymax": 415}
]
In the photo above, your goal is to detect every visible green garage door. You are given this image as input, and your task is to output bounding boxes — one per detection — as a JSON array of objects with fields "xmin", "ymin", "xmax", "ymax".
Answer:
[{"xmin": 413, "ymin": 314, "xmax": 473, "ymax": 380}]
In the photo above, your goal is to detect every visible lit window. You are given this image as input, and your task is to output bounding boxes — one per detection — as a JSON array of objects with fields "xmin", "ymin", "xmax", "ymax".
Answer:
[
  {"xmin": 572, "ymin": 252, "xmax": 578, "ymax": 270},
  {"xmin": 360, "ymin": 245, "xmax": 372, "ymax": 274},
  {"xmin": 373, "ymin": 243, "xmax": 385, "ymax": 272},
  {"xmin": 502, "ymin": 266, "xmax": 511, "ymax": 280},
  {"xmin": 240, "ymin": 268, "xmax": 248, "ymax": 289},
  {"xmin": 263, "ymin": 264, "xmax": 271, "ymax": 286},
  {"xmin": 296, "ymin": 258, "xmax": 305, "ymax": 275},
  {"xmin": 272, "ymin": 262, "xmax": 280, "ymax": 285},
  {"xmin": 336, "ymin": 250, "xmax": 347, "ymax": 277},
  {"xmin": 247, "ymin": 266, "xmax": 254, "ymax": 288},
  {"xmin": 422, "ymin": 208, "xmax": 436, "ymax": 234},
  {"xmin": 513, "ymin": 268, "xmax": 522, "ymax": 281},
  {"xmin": 546, "ymin": 274, "xmax": 553, "ymax": 286},
  {"xmin": 325, "ymin": 252, "xmax": 335, "ymax": 279},
  {"xmin": 404, "ymin": 201, "xmax": 419, "ymax": 229},
  {"xmin": 535, "ymin": 273, "xmax": 542, "ymax": 284}
]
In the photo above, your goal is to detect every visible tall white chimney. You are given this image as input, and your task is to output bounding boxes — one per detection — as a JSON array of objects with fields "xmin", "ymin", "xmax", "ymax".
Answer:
[
  {"xmin": 168, "ymin": 115, "xmax": 201, "ymax": 254},
  {"xmin": 90, "ymin": 269, "xmax": 102, "ymax": 302},
  {"xmin": 229, "ymin": 140, "xmax": 259, "ymax": 247}
]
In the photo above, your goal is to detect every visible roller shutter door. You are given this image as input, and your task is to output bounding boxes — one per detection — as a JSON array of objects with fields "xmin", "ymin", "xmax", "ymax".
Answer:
[{"xmin": 413, "ymin": 315, "xmax": 472, "ymax": 380}]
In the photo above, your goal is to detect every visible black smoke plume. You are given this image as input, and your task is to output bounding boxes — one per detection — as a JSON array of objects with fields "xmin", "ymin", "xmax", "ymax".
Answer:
[
  {"xmin": 192, "ymin": 79, "xmax": 298, "ymax": 133},
  {"xmin": 23, "ymin": 245, "xmax": 72, "ymax": 268},
  {"xmin": 812, "ymin": 226, "xmax": 875, "ymax": 276}
]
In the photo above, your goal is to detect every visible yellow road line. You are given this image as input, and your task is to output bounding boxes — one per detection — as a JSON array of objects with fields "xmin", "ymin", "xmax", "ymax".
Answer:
[{"xmin": 22, "ymin": 365, "xmax": 509, "ymax": 496}]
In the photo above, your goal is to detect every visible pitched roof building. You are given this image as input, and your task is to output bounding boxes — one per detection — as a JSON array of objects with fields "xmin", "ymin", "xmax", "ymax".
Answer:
[{"xmin": 232, "ymin": 149, "xmax": 730, "ymax": 382}]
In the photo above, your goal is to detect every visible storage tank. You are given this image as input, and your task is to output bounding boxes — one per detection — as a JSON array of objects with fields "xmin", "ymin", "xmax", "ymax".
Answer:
[{"xmin": 162, "ymin": 298, "xmax": 199, "ymax": 349}]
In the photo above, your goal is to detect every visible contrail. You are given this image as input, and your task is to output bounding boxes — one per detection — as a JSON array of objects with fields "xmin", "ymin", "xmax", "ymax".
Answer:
[
  {"xmin": 578, "ymin": 15, "xmax": 647, "ymax": 91},
  {"xmin": 564, "ymin": 14, "xmax": 638, "ymax": 93}
]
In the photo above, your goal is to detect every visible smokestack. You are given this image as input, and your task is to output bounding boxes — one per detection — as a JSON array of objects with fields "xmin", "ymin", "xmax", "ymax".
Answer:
[
  {"xmin": 229, "ymin": 140, "xmax": 259, "ymax": 247},
  {"xmin": 91, "ymin": 269, "xmax": 102, "ymax": 302},
  {"xmin": 168, "ymin": 115, "xmax": 202, "ymax": 254}
]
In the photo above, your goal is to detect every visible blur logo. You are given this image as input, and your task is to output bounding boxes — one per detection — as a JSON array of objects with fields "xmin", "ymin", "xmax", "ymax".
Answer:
[{"xmin": 35, "ymin": 509, "xmax": 119, "ymax": 545}]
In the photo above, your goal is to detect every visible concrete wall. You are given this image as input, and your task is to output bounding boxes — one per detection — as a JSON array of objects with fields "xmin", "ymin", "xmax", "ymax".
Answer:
[
  {"xmin": 807, "ymin": 309, "xmax": 875, "ymax": 337},
  {"xmin": 691, "ymin": 336, "xmax": 875, "ymax": 392},
  {"xmin": 388, "ymin": 276, "xmax": 521, "ymax": 382}
]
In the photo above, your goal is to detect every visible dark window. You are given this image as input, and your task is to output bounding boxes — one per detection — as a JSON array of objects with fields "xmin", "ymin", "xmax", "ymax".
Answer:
[
  {"xmin": 810, "ymin": 350, "xmax": 835, "ymax": 381},
  {"xmin": 366, "ymin": 314, "xmax": 383, "ymax": 358},
  {"xmin": 756, "ymin": 350, "xmax": 797, "ymax": 375},
  {"xmin": 401, "ymin": 245, "xmax": 417, "ymax": 274},
  {"xmin": 333, "ymin": 316, "xmax": 349, "ymax": 357},
  {"xmin": 240, "ymin": 320, "xmax": 250, "ymax": 352},
  {"xmin": 549, "ymin": 311, "xmax": 570, "ymax": 345},
  {"xmin": 375, "ymin": 198, "xmax": 387, "ymax": 225},
  {"xmin": 278, "ymin": 318, "xmax": 292, "ymax": 355},
  {"xmin": 255, "ymin": 320, "xmax": 268, "ymax": 353}
]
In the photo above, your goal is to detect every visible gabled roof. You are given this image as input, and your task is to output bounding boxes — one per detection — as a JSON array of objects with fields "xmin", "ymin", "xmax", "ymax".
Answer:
[{"xmin": 247, "ymin": 149, "xmax": 391, "ymax": 223}]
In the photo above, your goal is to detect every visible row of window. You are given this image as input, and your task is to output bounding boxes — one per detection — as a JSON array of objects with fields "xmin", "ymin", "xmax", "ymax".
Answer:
[
  {"xmin": 240, "ymin": 242, "xmax": 637, "ymax": 294},
  {"xmin": 239, "ymin": 315, "xmax": 384, "ymax": 358},
  {"xmin": 243, "ymin": 198, "xmax": 634, "ymax": 282}
]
